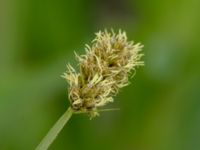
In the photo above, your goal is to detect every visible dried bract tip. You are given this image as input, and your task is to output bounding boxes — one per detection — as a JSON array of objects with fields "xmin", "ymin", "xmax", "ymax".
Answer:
[{"xmin": 63, "ymin": 30, "xmax": 144, "ymax": 118}]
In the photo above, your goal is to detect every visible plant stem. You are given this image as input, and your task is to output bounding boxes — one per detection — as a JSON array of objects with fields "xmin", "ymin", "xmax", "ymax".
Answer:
[{"xmin": 36, "ymin": 107, "xmax": 73, "ymax": 150}]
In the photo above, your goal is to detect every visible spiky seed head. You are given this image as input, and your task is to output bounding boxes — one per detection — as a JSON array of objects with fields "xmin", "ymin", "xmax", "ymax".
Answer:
[{"xmin": 62, "ymin": 29, "xmax": 144, "ymax": 118}]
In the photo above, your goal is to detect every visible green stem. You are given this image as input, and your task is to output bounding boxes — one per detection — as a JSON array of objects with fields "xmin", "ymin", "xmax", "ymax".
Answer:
[{"xmin": 36, "ymin": 107, "xmax": 73, "ymax": 150}]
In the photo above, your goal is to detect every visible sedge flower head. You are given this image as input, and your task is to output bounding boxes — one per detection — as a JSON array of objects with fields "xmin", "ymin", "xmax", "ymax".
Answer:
[{"xmin": 62, "ymin": 30, "xmax": 144, "ymax": 118}]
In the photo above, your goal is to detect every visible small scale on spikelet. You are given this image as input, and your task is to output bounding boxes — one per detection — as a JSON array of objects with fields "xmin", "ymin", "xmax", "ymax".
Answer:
[{"xmin": 62, "ymin": 30, "xmax": 144, "ymax": 118}]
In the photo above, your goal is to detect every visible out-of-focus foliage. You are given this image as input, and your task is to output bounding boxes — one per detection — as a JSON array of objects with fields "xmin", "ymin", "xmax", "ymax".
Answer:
[{"xmin": 0, "ymin": 0, "xmax": 200, "ymax": 150}]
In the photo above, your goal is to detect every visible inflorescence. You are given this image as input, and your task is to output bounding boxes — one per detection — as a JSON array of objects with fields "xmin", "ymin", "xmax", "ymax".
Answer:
[{"xmin": 62, "ymin": 30, "xmax": 144, "ymax": 118}]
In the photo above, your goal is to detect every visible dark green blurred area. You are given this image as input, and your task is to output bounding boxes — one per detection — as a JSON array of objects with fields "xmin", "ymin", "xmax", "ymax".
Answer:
[{"xmin": 0, "ymin": 0, "xmax": 200, "ymax": 149}]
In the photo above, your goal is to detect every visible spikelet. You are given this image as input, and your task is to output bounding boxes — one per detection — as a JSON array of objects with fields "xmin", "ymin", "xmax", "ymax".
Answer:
[{"xmin": 62, "ymin": 30, "xmax": 144, "ymax": 118}]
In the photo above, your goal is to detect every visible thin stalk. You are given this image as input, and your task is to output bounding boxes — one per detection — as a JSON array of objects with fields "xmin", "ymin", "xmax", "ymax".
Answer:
[{"xmin": 36, "ymin": 107, "xmax": 73, "ymax": 150}]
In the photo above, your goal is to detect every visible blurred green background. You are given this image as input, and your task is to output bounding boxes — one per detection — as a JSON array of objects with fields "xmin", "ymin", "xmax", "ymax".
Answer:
[{"xmin": 0, "ymin": 0, "xmax": 200, "ymax": 149}]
